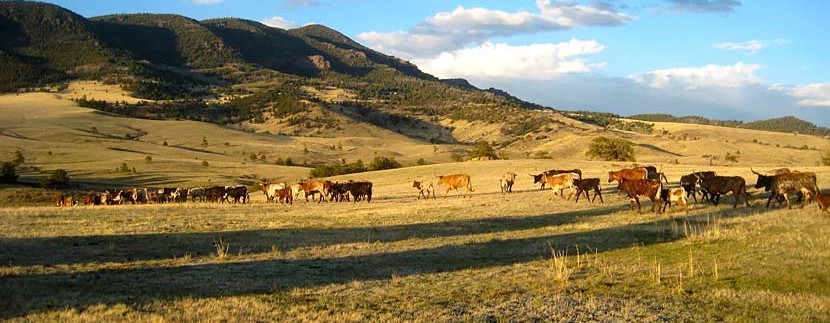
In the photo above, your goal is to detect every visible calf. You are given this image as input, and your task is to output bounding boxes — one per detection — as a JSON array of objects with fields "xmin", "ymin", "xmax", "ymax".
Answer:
[
  {"xmin": 224, "ymin": 186, "xmax": 248, "ymax": 204},
  {"xmin": 275, "ymin": 187, "xmax": 293, "ymax": 205},
  {"xmin": 617, "ymin": 178, "xmax": 662, "ymax": 213},
  {"xmin": 699, "ymin": 176, "xmax": 751, "ymax": 208},
  {"xmin": 660, "ymin": 187, "xmax": 689, "ymax": 214},
  {"xmin": 500, "ymin": 172, "xmax": 517, "ymax": 194},
  {"xmin": 680, "ymin": 171, "xmax": 716, "ymax": 203},
  {"xmin": 261, "ymin": 182, "xmax": 287, "ymax": 202},
  {"xmin": 413, "ymin": 180, "xmax": 435, "ymax": 199},
  {"xmin": 573, "ymin": 178, "xmax": 603, "ymax": 203},
  {"xmin": 543, "ymin": 172, "xmax": 579, "ymax": 200},
  {"xmin": 531, "ymin": 169, "xmax": 582, "ymax": 189}
]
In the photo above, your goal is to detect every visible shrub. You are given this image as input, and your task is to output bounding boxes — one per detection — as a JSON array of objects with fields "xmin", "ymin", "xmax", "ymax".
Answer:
[
  {"xmin": 145, "ymin": 156, "xmax": 153, "ymax": 163},
  {"xmin": 1, "ymin": 162, "xmax": 18, "ymax": 183},
  {"xmin": 369, "ymin": 156, "xmax": 402, "ymax": 171},
  {"xmin": 41, "ymin": 169, "xmax": 70, "ymax": 189},
  {"xmin": 162, "ymin": 141, "xmax": 168, "ymax": 146},
  {"xmin": 724, "ymin": 152, "xmax": 739, "ymax": 163},
  {"xmin": 469, "ymin": 141, "xmax": 498, "ymax": 160},
  {"xmin": 202, "ymin": 160, "xmax": 210, "ymax": 167},
  {"xmin": 416, "ymin": 158, "xmax": 427, "ymax": 166},
  {"xmin": 309, "ymin": 160, "xmax": 367, "ymax": 178},
  {"xmin": 117, "ymin": 163, "xmax": 131, "ymax": 172},
  {"xmin": 822, "ymin": 150, "xmax": 830, "ymax": 166},
  {"xmin": 586, "ymin": 137, "xmax": 636, "ymax": 161},
  {"xmin": 11, "ymin": 150, "xmax": 24, "ymax": 165}
]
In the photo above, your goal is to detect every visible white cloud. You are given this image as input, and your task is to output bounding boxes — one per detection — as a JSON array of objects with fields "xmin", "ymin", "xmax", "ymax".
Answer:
[
  {"xmin": 630, "ymin": 62, "xmax": 763, "ymax": 89},
  {"xmin": 714, "ymin": 40, "xmax": 766, "ymax": 54},
  {"xmin": 665, "ymin": 0, "xmax": 741, "ymax": 13},
  {"xmin": 773, "ymin": 83, "xmax": 830, "ymax": 107},
  {"xmin": 714, "ymin": 39, "xmax": 789, "ymax": 55},
  {"xmin": 191, "ymin": 0, "xmax": 223, "ymax": 4},
  {"xmin": 284, "ymin": 0, "xmax": 320, "ymax": 8},
  {"xmin": 262, "ymin": 16, "xmax": 298, "ymax": 29},
  {"xmin": 358, "ymin": 2, "xmax": 630, "ymax": 58},
  {"xmin": 412, "ymin": 39, "xmax": 605, "ymax": 80}
]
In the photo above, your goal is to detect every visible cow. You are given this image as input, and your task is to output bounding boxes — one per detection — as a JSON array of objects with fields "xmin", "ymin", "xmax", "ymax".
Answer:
[
  {"xmin": 134, "ymin": 188, "xmax": 148, "ymax": 204},
  {"xmin": 204, "ymin": 186, "xmax": 227, "ymax": 203},
  {"xmin": 298, "ymin": 180, "xmax": 328, "ymax": 202},
  {"xmin": 697, "ymin": 176, "xmax": 751, "ymax": 208},
  {"xmin": 172, "ymin": 188, "xmax": 189, "ymax": 203},
  {"xmin": 103, "ymin": 189, "xmax": 122, "ymax": 205},
  {"xmin": 274, "ymin": 187, "xmax": 294, "ymax": 205},
  {"xmin": 815, "ymin": 190, "xmax": 830, "ymax": 213},
  {"xmin": 752, "ymin": 169, "xmax": 818, "ymax": 209},
  {"xmin": 437, "ymin": 174, "xmax": 474, "ymax": 198},
  {"xmin": 413, "ymin": 180, "xmax": 435, "ymax": 199},
  {"xmin": 81, "ymin": 192, "xmax": 101, "ymax": 206},
  {"xmin": 119, "ymin": 189, "xmax": 136, "ymax": 204},
  {"xmin": 223, "ymin": 186, "xmax": 248, "ymax": 204},
  {"xmin": 616, "ymin": 178, "xmax": 663, "ymax": 213},
  {"xmin": 608, "ymin": 168, "xmax": 647, "ymax": 183},
  {"xmin": 261, "ymin": 182, "xmax": 287, "ymax": 202},
  {"xmin": 679, "ymin": 171, "xmax": 716, "ymax": 203},
  {"xmin": 531, "ymin": 169, "xmax": 582, "ymax": 189},
  {"xmin": 573, "ymin": 178, "xmax": 603, "ymax": 203},
  {"xmin": 347, "ymin": 181, "xmax": 373, "ymax": 203},
  {"xmin": 543, "ymin": 172, "xmax": 579, "ymax": 200},
  {"xmin": 189, "ymin": 187, "xmax": 205, "ymax": 202},
  {"xmin": 500, "ymin": 172, "xmax": 517, "ymax": 194},
  {"xmin": 637, "ymin": 166, "xmax": 669, "ymax": 184},
  {"xmin": 55, "ymin": 193, "xmax": 76, "ymax": 207},
  {"xmin": 660, "ymin": 187, "xmax": 689, "ymax": 214},
  {"xmin": 328, "ymin": 181, "xmax": 352, "ymax": 202}
]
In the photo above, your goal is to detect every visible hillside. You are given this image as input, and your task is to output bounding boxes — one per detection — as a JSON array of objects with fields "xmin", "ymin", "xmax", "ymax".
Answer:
[
  {"xmin": 0, "ymin": 2, "xmax": 584, "ymax": 147},
  {"xmin": 629, "ymin": 113, "xmax": 830, "ymax": 137}
]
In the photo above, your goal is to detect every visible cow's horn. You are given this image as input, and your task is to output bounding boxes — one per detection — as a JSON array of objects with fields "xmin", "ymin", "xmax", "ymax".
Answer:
[{"xmin": 751, "ymin": 168, "xmax": 761, "ymax": 175}]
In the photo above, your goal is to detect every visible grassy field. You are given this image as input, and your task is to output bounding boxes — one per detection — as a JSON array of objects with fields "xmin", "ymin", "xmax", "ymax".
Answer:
[{"xmin": 2, "ymin": 160, "xmax": 829, "ymax": 322}]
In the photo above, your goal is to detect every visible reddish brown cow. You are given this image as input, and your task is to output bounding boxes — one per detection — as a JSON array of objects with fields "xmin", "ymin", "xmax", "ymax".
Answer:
[
  {"xmin": 55, "ymin": 193, "xmax": 75, "ymax": 207},
  {"xmin": 437, "ymin": 174, "xmax": 474, "ymax": 198},
  {"xmin": 617, "ymin": 178, "xmax": 663, "ymax": 213},
  {"xmin": 275, "ymin": 187, "xmax": 293, "ymax": 205},
  {"xmin": 815, "ymin": 190, "xmax": 830, "ymax": 213},
  {"xmin": 608, "ymin": 168, "xmax": 648, "ymax": 183}
]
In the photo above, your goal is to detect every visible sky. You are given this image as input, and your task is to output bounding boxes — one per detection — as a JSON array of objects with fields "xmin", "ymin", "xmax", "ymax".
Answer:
[{"xmin": 42, "ymin": 0, "xmax": 830, "ymax": 126}]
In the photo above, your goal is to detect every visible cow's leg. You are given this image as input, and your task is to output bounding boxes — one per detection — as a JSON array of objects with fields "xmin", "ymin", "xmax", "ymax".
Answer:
[
  {"xmin": 765, "ymin": 193, "xmax": 775, "ymax": 208},
  {"xmin": 596, "ymin": 188, "xmax": 604, "ymax": 203},
  {"xmin": 783, "ymin": 193, "xmax": 792, "ymax": 209}
]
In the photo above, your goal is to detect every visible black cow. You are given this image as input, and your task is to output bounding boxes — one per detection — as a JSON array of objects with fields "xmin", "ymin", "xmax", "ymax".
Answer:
[
  {"xmin": 680, "ymin": 171, "xmax": 716, "ymax": 203},
  {"xmin": 347, "ymin": 181, "xmax": 373, "ymax": 203},
  {"xmin": 698, "ymin": 176, "xmax": 751, "ymax": 208}
]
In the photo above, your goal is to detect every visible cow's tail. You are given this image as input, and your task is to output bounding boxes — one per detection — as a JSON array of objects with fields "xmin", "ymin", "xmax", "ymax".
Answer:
[{"xmin": 655, "ymin": 182, "xmax": 663, "ymax": 202}]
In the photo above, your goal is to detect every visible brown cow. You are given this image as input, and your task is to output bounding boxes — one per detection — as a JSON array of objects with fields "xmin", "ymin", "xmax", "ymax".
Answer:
[
  {"xmin": 573, "ymin": 178, "xmax": 603, "ymax": 203},
  {"xmin": 298, "ymin": 180, "xmax": 328, "ymax": 202},
  {"xmin": 437, "ymin": 174, "xmax": 474, "ymax": 198},
  {"xmin": 608, "ymin": 168, "xmax": 647, "ymax": 183},
  {"xmin": 82, "ymin": 192, "xmax": 102, "ymax": 206},
  {"xmin": 617, "ymin": 178, "xmax": 663, "ymax": 213},
  {"xmin": 328, "ymin": 181, "xmax": 352, "ymax": 202},
  {"xmin": 413, "ymin": 180, "xmax": 435, "ymax": 199},
  {"xmin": 660, "ymin": 187, "xmax": 689, "ymax": 214},
  {"xmin": 815, "ymin": 190, "xmax": 830, "ymax": 213},
  {"xmin": 261, "ymin": 181, "xmax": 287, "ymax": 202},
  {"xmin": 543, "ymin": 172, "xmax": 579, "ymax": 200},
  {"xmin": 55, "ymin": 193, "xmax": 75, "ymax": 207},
  {"xmin": 500, "ymin": 172, "xmax": 517, "ymax": 194},
  {"xmin": 698, "ymin": 176, "xmax": 751, "ymax": 208},
  {"xmin": 275, "ymin": 187, "xmax": 293, "ymax": 205},
  {"xmin": 531, "ymin": 169, "xmax": 582, "ymax": 190}
]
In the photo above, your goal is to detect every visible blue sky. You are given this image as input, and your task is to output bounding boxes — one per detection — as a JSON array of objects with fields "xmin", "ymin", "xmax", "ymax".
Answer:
[{"xmin": 43, "ymin": 0, "xmax": 830, "ymax": 125}]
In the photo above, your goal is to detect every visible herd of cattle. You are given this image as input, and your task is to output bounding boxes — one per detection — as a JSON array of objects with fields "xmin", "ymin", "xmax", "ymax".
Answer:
[{"xmin": 53, "ymin": 166, "xmax": 830, "ymax": 214}]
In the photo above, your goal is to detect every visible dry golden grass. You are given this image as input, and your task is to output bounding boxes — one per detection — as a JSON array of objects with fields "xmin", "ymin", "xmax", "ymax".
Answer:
[{"xmin": 1, "ymin": 161, "xmax": 829, "ymax": 321}]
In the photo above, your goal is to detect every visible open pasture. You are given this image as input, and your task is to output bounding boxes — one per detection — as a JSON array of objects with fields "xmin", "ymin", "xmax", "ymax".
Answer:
[{"xmin": 2, "ymin": 161, "xmax": 829, "ymax": 322}]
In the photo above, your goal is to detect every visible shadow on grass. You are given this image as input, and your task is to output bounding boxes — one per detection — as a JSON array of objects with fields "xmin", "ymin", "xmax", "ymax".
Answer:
[
  {"xmin": 0, "ymin": 205, "xmax": 627, "ymax": 267},
  {"xmin": 0, "ymin": 206, "xmax": 772, "ymax": 319}
]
